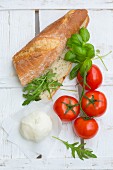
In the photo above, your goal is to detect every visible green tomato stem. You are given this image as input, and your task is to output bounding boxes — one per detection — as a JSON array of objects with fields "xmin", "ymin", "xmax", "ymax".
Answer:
[
  {"xmin": 97, "ymin": 55, "xmax": 108, "ymax": 71},
  {"xmin": 94, "ymin": 51, "xmax": 112, "ymax": 59},
  {"xmin": 79, "ymin": 71, "xmax": 92, "ymax": 119},
  {"xmin": 93, "ymin": 51, "xmax": 112, "ymax": 71}
]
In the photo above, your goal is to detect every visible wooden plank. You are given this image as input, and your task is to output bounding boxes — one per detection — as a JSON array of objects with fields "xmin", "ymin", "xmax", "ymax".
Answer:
[
  {"xmin": 0, "ymin": 9, "xmax": 80, "ymax": 161},
  {"xmin": 39, "ymin": 10, "xmax": 113, "ymax": 160},
  {"xmin": 84, "ymin": 86, "xmax": 113, "ymax": 157},
  {"xmin": 9, "ymin": 10, "xmax": 35, "ymax": 159},
  {"xmin": 0, "ymin": 9, "xmax": 113, "ymax": 170},
  {"xmin": 0, "ymin": 11, "xmax": 10, "ymax": 88},
  {"xmin": 0, "ymin": 11, "xmax": 11, "ymax": 159},
  {"xmin": 38, "ymin": 9, "xmax": 81, "ymax": 158},
  {"xmin": 39, "ymin": 9, "xmax": 113, "ymax": 86},
  {"xmin": 9, "ymin": 10, "xmax": 35, "ymax": 56},
  {"xmin": 0, "ymin": 10, "xmax": 35, "ymax": 159},
  {"xmin": 0, "ymin": 0, "xmax": 113, "ymax": 10},
  {"xmin": 0, "ymin": 88, "xmax": 25, "ymax": 159},
  {"xmin": 0, "ymin": 10, "xmax": 35, "ymax": 88},
  {"xmin": 0, "ymin": 89, "xmax": 80, "ymax": 159},
  {"xmin": 1, "ymin": 157, "xmax": 113, "ymax": 169},
  {"xmin": 1, "ymin": 9, "xmax": 113, "ymax": 88}
]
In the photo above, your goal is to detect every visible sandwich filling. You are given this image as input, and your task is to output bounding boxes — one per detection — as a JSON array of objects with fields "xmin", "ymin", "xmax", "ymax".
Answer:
[
  {"xmin": 22, "ymin": 49, "xmax": 71, "ymax": 105},
  {"xmin": 22, "ymin": 16, "xmax": 89, "ymax": 105}
]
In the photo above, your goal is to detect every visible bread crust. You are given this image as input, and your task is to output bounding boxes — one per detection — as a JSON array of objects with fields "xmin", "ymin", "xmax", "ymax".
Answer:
[
  {"xmin": 13, "ymin": 10, "xmax": 89, "ymax": 86},
  {"xmin": 49, "ymin": 16, "xmax": 89, "ymax": 99}
]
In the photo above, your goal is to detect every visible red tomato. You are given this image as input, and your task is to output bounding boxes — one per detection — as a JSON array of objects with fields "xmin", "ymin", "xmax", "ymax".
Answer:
[
  {"xmin": 53, "ymin": 96, "xmax": 80, "ymax": 122},
  {"xmin": 77, "ymin": 64, "xmax": 103, "ymax": 90},
  {"xmin": 73, "ymin": 117, "xmax": 99, "ymax": 139},
  {"xmin": 81, "ymin": 90, "xmax": 107, "ymax": 117}
]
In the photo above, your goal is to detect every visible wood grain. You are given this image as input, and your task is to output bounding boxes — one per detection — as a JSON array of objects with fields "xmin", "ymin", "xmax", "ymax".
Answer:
[
  {"xmin": 0, "ymin": 10, "xmax": 35, "ymax": 160},
  {"xmin": 85, "ymin": 86, "xmax": 113, "ymax": 157},
  {"xmin": 0, "ymin": 10, "xmax": 35, "ymax": 88},
  {"xmin": 0, "ymin": 0, "xmax": 113, "ymax": 10},
  {"xmin": 0, "ymin": 9, "xmax": 113, "ymax": 88},
  {"xmin": 39, "ymin": 9, "xmax": 113, "ymax": 86},
  {"xmin": 1, "ymin": 157, "xmax": 113, "ymax": 169},
  {"xmin": 0, "ymin": 6, "xmax": 113, "ymax": 170}
]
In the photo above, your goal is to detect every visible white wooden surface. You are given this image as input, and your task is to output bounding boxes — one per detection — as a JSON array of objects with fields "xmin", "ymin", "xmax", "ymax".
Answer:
[
  {"xmin": 0, "ymin": 0, "xmax": 113, "ymax": 9},
  {"xmin": 0, "ymin": 1, "xmax": 113, "ymax": 169}
]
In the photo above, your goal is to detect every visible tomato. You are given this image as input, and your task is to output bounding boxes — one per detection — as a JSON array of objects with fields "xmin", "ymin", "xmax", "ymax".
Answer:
[
  {"xmin": 73, "ymin": 117, "xmax": 99, "ymax": 139},
  {"xmin": 53, "ymin": 95, "xmax": 80, "ymax": 122},
  {"xmin": 77, "ymin": 64, "xmax": 103, "ymax": 90},
  {"xmin": 81, "ymin": 90, "xmax": 107, "ymax": 117}
]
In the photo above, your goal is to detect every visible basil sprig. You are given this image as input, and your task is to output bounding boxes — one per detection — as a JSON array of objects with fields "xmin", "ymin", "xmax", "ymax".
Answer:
[{"xmin": 64, "ymin": 27, "xmax": 95, "ymax": 79}]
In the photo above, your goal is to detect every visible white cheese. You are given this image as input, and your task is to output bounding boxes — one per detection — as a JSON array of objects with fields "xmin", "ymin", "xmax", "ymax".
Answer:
[{"xmin": 20, "ymin": 111, "xmax": 52, "ymax": 142}]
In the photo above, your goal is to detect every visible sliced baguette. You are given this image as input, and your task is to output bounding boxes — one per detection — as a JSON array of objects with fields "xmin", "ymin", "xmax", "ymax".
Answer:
[
  {"xmin": 13, "ymin": 10, "xmax": 89, "ymax": 86},
  {"xmin": 40, "ymin": 16, "xmax": 89, "ymax": 99}
]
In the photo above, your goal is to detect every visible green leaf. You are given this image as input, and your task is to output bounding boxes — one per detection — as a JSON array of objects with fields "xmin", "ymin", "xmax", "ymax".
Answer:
[
  {"xmin": 72, "ymin": 45, "xmax": 87, "ymax": 59},
  {"xmin": 35, "ymin": 97, "xmax": 41, "ymax": 101},
  {"xmin": 22, "ymin": 99, "xmax": 31, "ymax": 106},
  {"xmin": 64, "ymin": 51, "xmax": 76, "ymax": 62},
  {"xmin": 71, "ymin": 149, "xmax": 76, "ymax": 158},
  {"xmin": 69, "ymin": 64, "xmax": 81, "ymax": 80},
  {"xmin": 65, "ymin": 142, "xmax": 70, "ymax": 150},
  {"xmin": 87, "ymin": 48, "xmax": 95, "ymax": 59},
  {"xmin": 77, "ymin": 150, "xmax": 84, "ymax": 160},
  {"xmin": 77, "ymin": 143, "xmax": 86, "ymax": 149},
  {"xmin": 71, "ymin": 142, "xmax": 79, "ymax": 146},
  {"xmin": 71, "ymin": 34, "xmax": 83, "ymax": 46},
  {"xmin": 66, "ymin": 38, "xmax": 73, "ymax": 48},
  {"xmin": 22, "ymin": 71, "xmax": 62, "ymax": 105},
  {"xmin": 80, "ymin": 59, "xmax": 92, "ymax": 77},
  {"xmin": 79, "ymin": 27, "xmax": 90, "ymax": 42},
  {"xmin": 81, "ymin": 153, "xmax": 89, "ymax": 159},
  {"xmin": 52, "ymin": 136, "xmax": 97, "ymax": 161},
  {"xmin": 84, "ymin": 43, "xmax": 95, "ymax": 59},
  {"xmin": 85, "ymin": 150, "xmax": 97, "ymax": 158},
  {"xmin": 46, "ymin": 71, "xmax": 56, "ymax": 80}
]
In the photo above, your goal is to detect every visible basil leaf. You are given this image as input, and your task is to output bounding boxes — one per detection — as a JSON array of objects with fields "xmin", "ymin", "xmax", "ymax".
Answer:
[
  {"xmin": 66, "ymin": 38, "xmax": 73, "ymax": 48},
  {"xmin": 72, "ymin": 46, "xmax": 87, "ymax": 60},
  {"xmin": 71, "ymin": 34, "xmax": 83, "ymax": 46},
  {"xmin": 84, "ymin": 43, "xmax": 94, "ymax": 50},
  {"xmin": 79, "ymin": 27, "xmax": 90, "ymax": 42},
  {"xmin": 87, "ymin": 48, "xmax": 95, "ymax": 59},
  {"xmin": 84, "ymin": 43, "xmax": 95, "ymax": 58},
  {"xmin": 69, "ymin": 64, "xmax": 81, "ymax": 80},
  {"xmin": 64, "ymin": 51, "xmax": 76, "ymax": 62},
  {"xmin": 80, "ymin": 59, "xmax": 92, "ymax": 77}
]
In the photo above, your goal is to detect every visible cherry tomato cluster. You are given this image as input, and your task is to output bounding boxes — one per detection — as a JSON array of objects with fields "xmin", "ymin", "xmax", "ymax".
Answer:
[{"xmin": 53, "ymin": 64, "xmax": 107, "ymax": 139}]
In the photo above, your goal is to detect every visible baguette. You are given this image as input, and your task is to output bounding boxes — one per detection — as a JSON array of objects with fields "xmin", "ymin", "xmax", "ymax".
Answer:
[
  {"xmin": 40, "ymin": 16, "xmax": 89, "ymax": 99},
  {"xmin": 13, "ymin": 9, "xmax": 89, "ymax": 87},
  {"xmin": 13, "ymin": 10, "xmax": 89, "ymax": 100}
]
